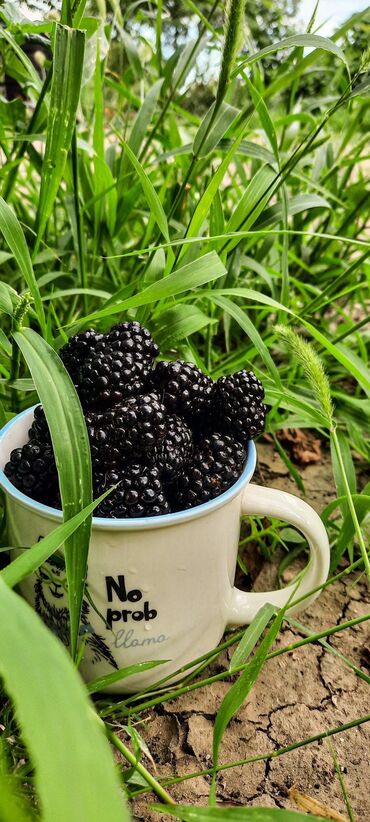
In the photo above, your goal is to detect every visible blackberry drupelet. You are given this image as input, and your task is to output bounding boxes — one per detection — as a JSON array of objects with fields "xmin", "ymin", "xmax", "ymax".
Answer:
[
  {"xmin": 152, "ymin": 360, "xmax": 213, "ymax": 419},
  {"xmin": 60, "ymin": 328, "xmax": 103, "ymax": 383},
  {"xmin": 157, "ymin": 415, "xmax": 193, "ymax": 481},
  {"xmin": 214, "ymin": 369, "xmax": 267, "ymax": 440},
  {"xmin": 96, "ymin": 464, "xmax": 170, "ymax": 518},
  {"xmin": 86, "ymin": 392, "xmax": 167, "ymax": 465},
  {"xmin": 104, "ymin": 321, "xmax": 159, "ymax": 364},
  {"xmin": 4, "ymin": 439, "xmax": 58, "ymax": 505},
  {"xmin": 78, "ymin": 348, "xmax": 154, "ymax": 409},
  {"xmin": 28, "ymin": 405, "xmax": 50, "ymax": 443},
  {"xmin": 171, "ymin": 432, "xmax": 246, "ymax": 510}
]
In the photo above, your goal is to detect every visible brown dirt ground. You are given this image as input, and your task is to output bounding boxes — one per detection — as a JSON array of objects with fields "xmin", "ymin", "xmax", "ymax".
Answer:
[{"xmin": 119, "ymin": 443, "xmax": 370, "ymax": 821}]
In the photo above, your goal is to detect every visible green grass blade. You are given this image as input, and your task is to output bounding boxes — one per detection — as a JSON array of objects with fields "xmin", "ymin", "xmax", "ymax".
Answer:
[
  {"xmin": 193, "ymin": 102, "xmax": 238, "ymax": 158},
  {"xmin": 35, "ymin": 24, "xmax": 85, "ymax": 250},
  {"xmin": 235, "ymin": 34, "xmax": 349, "ymax": 76},
  {"xmin": 75, "ymin": 251, "xmax": 227, "ymax": 324},
  {"xmin": 211, "ymin": 296, "xmax": 282, "ymax": 387},
  {"xmin": 87, "ymin": 659, "xmax": 168, "ymax": 695},
  {"xmin": 210, "ymin": 602, "xmax": 288, "ymax": 801},
  {"xmin": 120, "ymin": 140, "xmax": 170, "ymax": 242},
  {"xmin": 14, "ymin": 329, "xmax": 92, "ymax": 661},
  {"xmin": 0, "ymin": 282, "xmax": 13, "ymax": 316},
  {"xmin": 1, "ymin": 491, "xmax": 112, "ymax": 590},
  {"xmin": 128, "ymin": 79, "xmax": 163, "ymax": 158},
  {"xmin": 0, "ymin": 577, "xmax": 127, "ymax": 822},
  {"xmin": 229, "ymin": 603, "xmax": 276, "ymax": 672},
  {"xmin": 0, "ymin": 198, "xmax": 46, "ymax": 334},
  {"xmin": 154, "ymin": 304, "xmax": 214, "ymax": 349},
  {"xmin": 154, "ymin": 805, "xmax": 327, "ymax": 821}
]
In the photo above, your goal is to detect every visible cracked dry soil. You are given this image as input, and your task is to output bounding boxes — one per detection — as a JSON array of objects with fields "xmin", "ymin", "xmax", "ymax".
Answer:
[{"xmin": 129, "ymin": 444, "xmax": 370, "ymax": 821}]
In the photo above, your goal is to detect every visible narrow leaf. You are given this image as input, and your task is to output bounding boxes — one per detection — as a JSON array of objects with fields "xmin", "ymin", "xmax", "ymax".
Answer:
[
  {"xmin": 235, "ymin": 34, "xmax": 350, "ymax": 76},
  {"xmin": 0, "ymin": 198, "xmax": 45, "ymax": 332},
  {"xmin": 154, "ymin": 805, "xmax": 327, "ymax": 821},
  {"xmin": 14, "ymin": 329, "xmax": 92, "ymax": 660},
  {"xmin": 0, "ymin": 577, "xmax": 127, "ymax": 822},
  {"xmin": 75, "ymin": 252, "xmax": 227, "ymax": 324},
  {"xmin": 229, "ymin": 603, "xmax": 276, "ymax": 671},
  {"xmin": 36, "ymin": 24, "xmax": 85, "ymax": 247}
]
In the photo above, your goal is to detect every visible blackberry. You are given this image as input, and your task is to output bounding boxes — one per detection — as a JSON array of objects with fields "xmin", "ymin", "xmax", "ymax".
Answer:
[
  {"xmin": 28, "ymin": 405, "xmax": 51, "ymax": 444},
  {"xmin": 104, "ymin": 321, "xmax": 159, "ymax": 364},
  {"xmin": 157, "ymin": 415, "xmax": 193, "ymax": 481},
  {"xmin": 60, "ymin": 328, "xmax": 103, "ymax": 383},
  {"xmin": 96, "ymin": 464, "xmax": 170, "ymax": 518},
  {"xmin": 79, "ymin": 341, "xmax": 156, "ymax": 408},
  {"xmin": 4, "ymin": 439, "xmax": 58, "ymax": 505},
  {"xmin": 86, "ymin": 392, "xmax": 167, "ymax": 465},
  {"xmin": 214, "ymin": 370, "xmax": 267, "ymax": 440},
  {"xmin": 171, "ymin": 432, "xmax": 246, "ymax": 511},
  {"xmin": 152, "ymin": 360, "xmax": 213, "ymax": 419}
]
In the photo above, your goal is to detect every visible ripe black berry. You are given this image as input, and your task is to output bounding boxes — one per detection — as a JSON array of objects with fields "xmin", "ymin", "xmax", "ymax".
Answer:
[
  {"xmin": 104, "ymin": 321, "xmax": 159, "ymax": 363},
  {"xmin": 60, "ymin": 328, "xmax": 103, "ymax": 383},
  {"xmin": 157, "ymin": 415, "xmax": 193, "ymax": 481},
  {"xmin": 152, "ymin": 360, "xmax": 213, "ymax": 418},
  {"xmin": 214, "ymin": 370, "xmax": 267, "ymax": 440},
  {"xmin": 28, "ymin": 404, "xmax": 51, "ymax": 444},
  {"xmin": 170, "ymin": 432, "xmax": 246, "ymax": 510},
  {"xmin": 86, "ymin": 392, "xmax": 167, "ymax": 465},
  {"xmin": 96, "ymin": 464, "xmax": 170, "ymax": 518},
  {"xmin": 4, "ymin": 439, "xmax": 58, "ymax": 505},
  {"xmin": 78, "ymin": 351, "xmax": 145, "ymax": 408}
]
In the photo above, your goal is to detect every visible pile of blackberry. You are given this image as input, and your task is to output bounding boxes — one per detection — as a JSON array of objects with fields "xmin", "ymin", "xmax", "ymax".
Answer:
[{"xmin": 5, "ymin": 321, "xmax": 268, "ymax": 518}]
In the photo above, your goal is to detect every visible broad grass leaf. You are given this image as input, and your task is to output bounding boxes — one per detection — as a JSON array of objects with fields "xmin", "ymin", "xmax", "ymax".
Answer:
[
  {"xmin": 14, "ymin": 329, "xmax": 92, "ymax": 661},
  {"xmin": 210, "ymin": 604, "xmax": 288, "ymax": 801},
  {"xmin": 229, "ymin": 603, "xmax": 276, "ymax": 672},
  {"xmin": 0, "ymin": 198, "xmax": 45, "ymax": 333},
  {"xmin": 0, "ymin": 282, "xmax": 13, "ymax": 316},
  {"xmin": 154, "ymin": 304, "xmax": 215, "ymax": 349},
  {"xmin": 128, "ymin": 79, "xmax": 164, "ymax": 158},
  {"xmin": 93, "ymin": 48, "xmax": 117, "ymax": 235},
  {"xmin": 118, "ymin": 26, "xmax": 143, "ymax": 78},
  {"xmin": 211, "ymin": 295, "xmax": 282, "ymax": 387},
  {"xmin": 121, "ymin": 140, "xmax": 170, "ymax": 241},
  {"xmin": 193, "ymin": 102, "xmax": 239, "ymax": 158},
  {"xmin": 0, "ymin": 26, "xmax": 43, "ymax": 94},
  {"xmin": 223, "ymin": 166, "xmax": 279, "ymax": 251},
  {"xmin": 330, "ymin": 429, "xmax": 358, "ymax": 563},
  {"xmin": 36, "ymin": 24, "xmax": 85, "ymax": 248},
  {"xmin": 87, "ymin": 660, "xmax": 168, "ymax": 695},
  {"xmin": 154, "ymin": 804, "xmax": 326, "ymax": 821},
  {"xmin": 1, "ymin": 490, "xmax": 112, "ymax": 589},
  {"xmin": 0, "ymin": 577, "xmax": 127, "ymax": 822},
  {"xmin": 242, "ymin": 73, "xmax": 279, "ymax": 162},
  {"xmin": 177, "ymin": 128, "xmax": 252, "ymax": 264},
  {"xmin": 235, "ymin": 34, "xmax": 349, "ymax": 76},
  {"xmin": 256, "ymin": 194, "xmax": 330, "ymax": 229},
  {"xmin": 207, "ymin": 287, "xmax": 294, "ymax": 316},
  {"xmin": 75, "ymin": 251, "xmax": 227, "ymax": 324}
]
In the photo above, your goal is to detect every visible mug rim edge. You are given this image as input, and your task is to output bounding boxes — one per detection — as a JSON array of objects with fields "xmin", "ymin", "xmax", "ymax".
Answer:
[{"xmin": 0, "ymin": 406, "xmax": 257, "ymax": 530}]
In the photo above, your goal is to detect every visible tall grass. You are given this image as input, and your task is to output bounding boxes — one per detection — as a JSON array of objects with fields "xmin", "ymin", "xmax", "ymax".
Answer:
[{"xmin": 0, "ymin": 0, "xmax": 369, "ymax": 819}]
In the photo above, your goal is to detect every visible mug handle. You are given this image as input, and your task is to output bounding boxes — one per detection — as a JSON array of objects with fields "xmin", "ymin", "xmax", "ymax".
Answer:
[{"xmin": 227, "ymin": 483, "xmax": 330, "ymax": 627}]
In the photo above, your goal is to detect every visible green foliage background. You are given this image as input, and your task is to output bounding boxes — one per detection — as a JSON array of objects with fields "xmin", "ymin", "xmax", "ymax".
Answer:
[{"xmin": 0, "ymin": 0, "xmax": 369, "ymax": 818}]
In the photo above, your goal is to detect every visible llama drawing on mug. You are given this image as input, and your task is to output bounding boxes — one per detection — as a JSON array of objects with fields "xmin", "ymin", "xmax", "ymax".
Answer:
[{"xmin": 34, "ymin": 557, "xmax": 118, "ymax": 670}]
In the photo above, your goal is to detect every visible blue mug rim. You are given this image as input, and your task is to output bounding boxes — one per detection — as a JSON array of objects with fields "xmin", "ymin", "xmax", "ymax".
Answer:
[{"xmin": 0, "ymin": 405, "xmax": 257, "ymax": 531}]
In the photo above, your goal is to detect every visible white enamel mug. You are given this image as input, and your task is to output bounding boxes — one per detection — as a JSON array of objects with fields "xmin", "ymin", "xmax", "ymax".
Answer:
[{"xmin": 0, "ymin": 407, "xmax": 330, "ymax": 693}]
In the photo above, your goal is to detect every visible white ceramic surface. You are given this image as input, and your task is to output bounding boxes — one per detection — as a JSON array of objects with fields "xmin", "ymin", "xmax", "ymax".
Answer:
[{"xmin": 0, "ymin": 407, "xmax": 330, "ymax": 693}]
